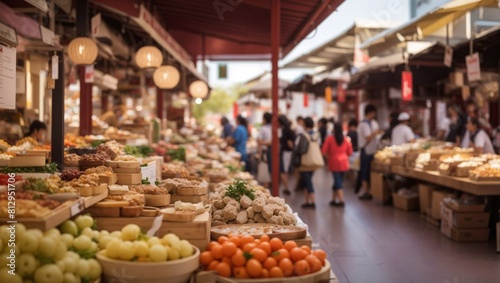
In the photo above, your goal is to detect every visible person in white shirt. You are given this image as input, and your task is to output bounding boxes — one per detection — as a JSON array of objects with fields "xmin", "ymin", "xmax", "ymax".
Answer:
[
  {"xmin": 257, "ymin": 113, "xmax": 273, "ymax": 186},
  {"xmin": 466, "ymin": 118, "xmax": 495, "ymax": 154},
  {"xmin": 357, "ymin": 104, "xmax": 383, "ymax": 200},
  {"xmin": 391, "ymin": 112, "xmax": 416, "ymax": 146}
]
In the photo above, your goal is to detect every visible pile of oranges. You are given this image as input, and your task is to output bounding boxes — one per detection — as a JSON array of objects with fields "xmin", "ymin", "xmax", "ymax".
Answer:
[{"xmin": 199, "ymin": 234, "xmax": 327, "ymax": 278}]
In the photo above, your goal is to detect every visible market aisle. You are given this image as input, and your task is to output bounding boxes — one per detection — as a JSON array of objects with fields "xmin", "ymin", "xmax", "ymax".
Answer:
[{"xmin": 282, "ymin": 168, "xmax": 500, "ymax": 283}]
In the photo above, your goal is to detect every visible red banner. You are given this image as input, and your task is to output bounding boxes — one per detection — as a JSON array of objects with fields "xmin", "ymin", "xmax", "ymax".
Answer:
[
  {"xmin": 401, "ymin": 71, "xmax": 413, "ymax": 101},
  {"xmin": 325, "ymin": 86, "xmax": 332, "ymax": 103},
  {"xmin": 303, "ymin": 93, "xmax": 309, "ymax": 107},
  {"xmin": 233, "ymin": 102, "xmax": 238, "ymax": 118},
  {"xmin": 337, "ymin": 83, "xmax": 345, "ymax": 103}
]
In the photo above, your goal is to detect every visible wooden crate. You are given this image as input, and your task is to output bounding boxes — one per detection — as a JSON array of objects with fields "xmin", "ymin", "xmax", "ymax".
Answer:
[
  {"xmin": 77, "ymin": 183, "xmax": 108, "ymax": 196},
  {"xmin": 9, "ymin": 156, "xmax": 46, "ymax": 167},
  {"xmin": 0, "ymin": 191, "xmax": 108, "ymax": 231},
  {"xmin": 95, "ymin": 211, "xmax": 211, "ymax": 250},
  {"xmin": 99, "ymin": 174, "xmax": 118, "ymax": 185},
  {"xmin": 171, "ymin": 194, "xmax": 208, "ymax": 204},
  {"xmin": 176, "ymin": 186, "xmax": 208, "ymax": 196},
  {"xmin": 116, "ymin": 173, "xmax": 142, "ymax": 185}
]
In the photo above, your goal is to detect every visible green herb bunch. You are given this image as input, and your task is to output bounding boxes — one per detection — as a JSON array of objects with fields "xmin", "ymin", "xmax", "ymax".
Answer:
[{"xmin": 224, "ymin": 180, "xmax": 255, "ymax": 201}]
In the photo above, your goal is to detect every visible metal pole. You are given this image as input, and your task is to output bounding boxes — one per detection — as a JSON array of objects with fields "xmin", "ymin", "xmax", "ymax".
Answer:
[
  {"xmin": 271, "ymin": 0, "xmax": 280, "ymax": 197},
  {"xmin": 51, "ymin": 51, "xmax": 64, "ymax": 170},
  {"xmin": 76, "ymin": 0, "xmax": 92, "ymax": 136},
  {"xmin": 157, "ymin": 87, "xmax": 164, "ymax": 120}
]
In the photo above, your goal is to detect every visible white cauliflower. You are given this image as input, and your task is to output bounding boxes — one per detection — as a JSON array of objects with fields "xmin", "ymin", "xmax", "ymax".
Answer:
[
  {"xmin": 279, "ymin": 211, "xmax": 296, "ymax": 225},
  {"xmin": 262, "ymin": 204, "xmax": 274, "ymax": 219},
  {"xmin": 222, "ymin": 204, "xmax": 238, "ymax": 221},
  {"xmin": 226, "ymin": 199, "xmax": 241, "ymax": 210},
  {"xmin": 252, "ymin": 198, "xmax": 266, "ymax": 213},
  {"xmin": 212, "ymin": 198, "xmax": 225, "ymax": 209},
  {"xmin": 246, "ymin": 207, "xmax": 255, "ymax": 219},
  {"xmin": 235, "ymin": 211, "xmax": 248, "ymax": 224},
  {"xmin": 240, "ymin": 195, "xmax": 253, "ymax": 209},
  {"xmin": 266, "ymin": 215, "xmax": 284, "ymax": 225}
]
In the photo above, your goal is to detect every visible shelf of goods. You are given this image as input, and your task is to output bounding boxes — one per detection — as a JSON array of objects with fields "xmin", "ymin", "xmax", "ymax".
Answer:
[{"xmin": 0, "ymin": 190, "xmax": 108, "ymax": 230}]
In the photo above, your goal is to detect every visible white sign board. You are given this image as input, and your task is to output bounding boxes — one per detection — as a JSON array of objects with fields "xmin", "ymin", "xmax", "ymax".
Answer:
[
  {"xmin": 444, "ymin": 46, "xmax": 453, "ymax": 68},
  {"xmin": 466, "ymin": 53, "xmax": 481, "ymax": 82},
  {"xmin": 40, "ymin": 26, "xmax": 55, "ymax": 46},
  {"xmin": 0, "ymin": 22, "xmax": 17, "ymax": 47},
  {"xmin": 91, "ymin": 13, "xmax": 101, "ymax": 38},
  {"xmin": 0, "ymin": 45, "xmax": 16, "ymax": 110},
  {"xmin": 141, "ymin": 161, "xmax": 157, "ymax": 182}
]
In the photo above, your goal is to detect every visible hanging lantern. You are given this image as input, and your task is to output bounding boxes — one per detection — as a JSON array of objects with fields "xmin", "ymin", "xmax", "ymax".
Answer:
[
  {"xmin": 189, "ymin": 80, "xmax": 209, "ymax": 98},
  {"xmin": 325, "ymin": 86, "xmax": 332, "ymax": 103},
  {"xmin": 67, "ymin": 37, "xmax": 98, "ymax": 65},
  {"xmin": 135, "ymin": 46, "xmax": 163, "ymax": 69},
  {"xmin": 153, "ymin": 65, "xmax": 180, "ymax": 89}
]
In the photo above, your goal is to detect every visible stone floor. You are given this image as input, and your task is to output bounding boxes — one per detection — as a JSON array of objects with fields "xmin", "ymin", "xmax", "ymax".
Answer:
[{"xmin": 281, "ymin": 168, "xmax": 500, "ymax": 283}]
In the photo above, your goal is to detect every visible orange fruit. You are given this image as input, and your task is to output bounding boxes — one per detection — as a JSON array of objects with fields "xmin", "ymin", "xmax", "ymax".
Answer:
[
  {"xmin": 263, "ymin": 257, "xmax": 278, "ymax": 270},
  {"xmin": 269, "ymin": 266, "xmax": 284, "ymax": 278},
  {"xmin": 259, "ymin": 234, "xmax": 270, "ymax": 242},
  {"xmin": 240, "ymin": 235, "xmax": 255, "ymax": 247},
  {"xmin": 222, "ymin": 241, "xmax": 237, "ymax": 257},
  {"xmin": 250, "ymin": 248, "xmax": 267, "ymax": 262},
  {"xmin": 233, "ymin": 267, "xmax": 250, "ymax": 278},
  {"xmin": 294, "ymin": 259, "xmax": 311, "ymax": 276},
  {"xmin": 208, "ymin": 260, "xmax": 219, "ymax": 271},
  {"xmin": 283, "ymin": 240, "xmax": 298, "ymax": 251},
  {"xmin": 211, "ymin": 244, "xmax": 223, "ymax": 259},
  {"xmin": 279, "ymin": 258, "xmax": 294, "ymax": 277},
  {"xmin": 290, "ymin": 247, "xmax": 307, "ymax": 262},
  {"xmin": 272, "ymin": 248, "xmax": 290, "ymax": 262},
  {"xmin": 300, "ymin": 245, "xmax": 311, "ymax": 255},
  {"xmin": 229, "ymin": 236, "xmax": 241, "ymax": 247},
  {"xmin": 254, "ymin": 239, "xmax": 261, "ymax": 245},
  {"xmin": 258, "ymin": 242, "xmax": 272, "ymax": 256},
  {"xmin": 200, "ymin": 251, "xmax": 214, "ymax": 266},
  {"xmin": 215, "ymin": 262, "xmax": 232, "ymax": 277},
  {"xmin": 261, "ymin": 268, "xmax": 269, "ymax": 278},
  {"xmin": 221, "ymin": 256, "xmax": 232, "ymax": 265},
  {"xmin": 270, "ymin": 237, "xmax": 283, "ymax": 251},
  {"xmin": 231, "ymin": 249, "xmax": 246, "ymax": 267},
  {"xmin": 313, "ymin": 249, "xmax": 327, "ymax": 266},
  {"xmin": 246, "ymin": 259, "xmax": 263, "ymax": 278},
  {"xmin": 242, "ymin": 243, "xmax": 257, "ymax": 253},
  {"xmin": 218, "ymin": 236, "xmax": 229, "ymax": 244},
  {"xmin": 305, "ymin": 255, "xmax": 322, "ymax": 273},
  {"xmin": 207, "ymin": 241, "xmax": 218, "ymax": 251}
]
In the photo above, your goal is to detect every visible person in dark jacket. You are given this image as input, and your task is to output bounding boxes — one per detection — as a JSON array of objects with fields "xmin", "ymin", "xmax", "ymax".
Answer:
[
  {"xmin": 318, "ymin": 117, "xmax": 328, "ymax": 145},
  {"xmin": 279, "ymin": 115, "xmax": 295, "ymax": 195},
  {"xmin": 220, "ymin": 116, "xmax": 233, "ymax": 139},
  {"xmin": 347, "ymin": 119, "xmax": 358, "ymax": 152}
]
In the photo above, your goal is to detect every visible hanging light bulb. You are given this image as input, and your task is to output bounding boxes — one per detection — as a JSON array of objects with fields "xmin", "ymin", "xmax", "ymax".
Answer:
[
  {"xmin": 195, "ymin": 98, "xmax": 202, "ymax": 104},
  {"xmin": 189, "ymin": 80, "xmax": 209, "ymax": 98},
  {"xmin": 153, "ymin": 65, "xmax": 180, "ymax": 89},
  {"xmin": 135, "ymin": 46, "xmax": 163, "ymax": 69},
  {"xmin": 67, "ymin": 37, "xmax": 98, "ymax": 65}
]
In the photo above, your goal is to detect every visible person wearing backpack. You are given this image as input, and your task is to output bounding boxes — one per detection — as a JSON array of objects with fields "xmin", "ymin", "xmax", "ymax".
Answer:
[
  {"xmin": 322, "ymin": 122, "xmax": 353, "ymax": 207},
  {"xmin": 293, "ymin": 117, "xmax": 324, "ymax": 208}
]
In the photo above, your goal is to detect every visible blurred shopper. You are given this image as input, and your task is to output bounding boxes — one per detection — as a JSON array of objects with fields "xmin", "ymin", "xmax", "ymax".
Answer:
[
  {"xmin": 295, "ymin": 117, "xmax": 324, "ymax": 208},
  {"xmin": 463, "ymin": 99, "xmax": 493, "ymax": 148},
  {"xmin": 391, "ymin": 112, "xmax": 415, "ymax": 146},
  {"xmin": 25, "ymin": 120, "xmax": 47, "ymax": 143},
  {"xmin": 318, "ymin": 117, "xmax": 328, "ymax": 145},
  {"xmin": 258, "ymin": 112, "xmax": 273, "ymax": 175},
  {"xmin": 279, "ymin": 115, "xmax": 295, "ymax": 195},
  {"xmin": 294, "ymin": 116, "xmax": 305, "ymax": 191},
  {"xmin": 347, "ymin": 119, "xmax": 362, "ymax": 193},
  {"xmin": 100, "ymin": 105, "xmax": 123, "ymax": 128},
  {"xmin": 446, "ymin": 104, "xmax": 466, "ymax": 146},
  {"xmin": 358, "ymin": 104, "xmax": 383, "ymax": 200},
  {"xmin": 227, "ymin": 115, "xmax": 249, "ymax": 170},
  {"xmin": 465, "ymin": 118, "xmax": 494, "ymax": 154},
  {"xmin": 380, "ymin": 111, "xmax": 399, "ymax": 146},
  {"xmin": 220, "ymin": 116, "xmax": 233, "ymax": 139},
  {"xmin": 347, "ymin": 119, "xmax": 358, "ymax": 152},
  {"xmin": 322, "ymin": 122, "xmax": 353, "ymax": 207}
]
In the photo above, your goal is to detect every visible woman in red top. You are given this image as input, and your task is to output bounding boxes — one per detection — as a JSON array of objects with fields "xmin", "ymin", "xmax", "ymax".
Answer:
[{"xmin": 321, "ymin": 122, "xmax": 353, "ymax": 207}]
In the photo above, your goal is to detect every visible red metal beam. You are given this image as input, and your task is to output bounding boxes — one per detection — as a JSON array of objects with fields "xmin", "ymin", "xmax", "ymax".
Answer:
[
  {"xmin": 271, "ymin": 0, "xmax": 280, "ymax": 197},
  {"xmin": 79, "ymin": 66, "xmax": 92, "ymax": 136}
]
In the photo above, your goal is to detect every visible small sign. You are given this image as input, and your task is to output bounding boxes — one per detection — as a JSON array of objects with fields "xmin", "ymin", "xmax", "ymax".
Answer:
[
  {"xmin": 444, "ymin": 46, "xmax": 453, "ymax": 68},
  {"xmin": 51, "ymin": 54, "xmax": 58, "ymax": 79},
  {"xmin": 0, "ymin": 21, "xmax": 18, "ymax": 47},
  {"xmin": 325, "ymin": 86, "xmax": 332, "ymax": 103},
  {"xmin": 466, "ymin": 53, "xmax": 481, "ymax": 82},
  {"xmin": 25, "ymin": 0, "xmax": 48, "ymax": 13},
  {"xmin": 91, "ymin": 13, "xmax": 101, "ymax": 38},
  {"xmin": 141, "ymin": 161, "xmax": 157, "ymax": 182},
  {"xmin": 40, "ymin": 26, "xmax": 55, "ymax": 46},
  {"xmin": 401, "ymin": 71, "xmax": 413, "ymax": 101},
  {"xmin": 85, "ymin": 65, "xmax": 94, "ymax": 83},
  {"xmin": 70, "ymin": 199, "xmax": 84, "ymax": 217},
  {"xmin": 0, "ymin": 45, "xmax": 16, "ymax": 110}
]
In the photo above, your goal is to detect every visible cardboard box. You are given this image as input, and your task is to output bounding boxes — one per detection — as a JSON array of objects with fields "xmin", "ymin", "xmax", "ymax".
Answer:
[
  {"xmin": 431, "ymin": 190, "xmax": 454, "ymax": 220},
  {"xmin": 444, "ymin": 201, "xmax": 486, "ymax": 213},
  {"xmin": 392, "ymin": 193, "xmax": 419, "ymax": 211},
  {"xmin": 450, "ymin": 228, "xmax": 489, "ymax": 242},
  {"xmin": 371, "ymin": 172, "xmax": 391, "ymax": 204},
  {"xmin": 418, "ymin": 183, "xmax": 438, "ymax": 214},
  {"xmin": 441, "ymin": 205, "xmax": 489, "ymax": 229}
]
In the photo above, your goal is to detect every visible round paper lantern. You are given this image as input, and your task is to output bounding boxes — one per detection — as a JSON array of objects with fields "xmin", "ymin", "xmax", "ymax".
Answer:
[
  {"xmin": 189, "ymin": 80, "xmax": 208, "ymax": 98},
  {"xmin": 135, "ymin": 46, "xmax": 163, "ymax": 69},
  {"xmin": 153, "ymin": 65, "xmax": 180, "ymax": 89},
  {"xmin": 67, "ymin": 37, "xmax": 98, "ymax": 65}
]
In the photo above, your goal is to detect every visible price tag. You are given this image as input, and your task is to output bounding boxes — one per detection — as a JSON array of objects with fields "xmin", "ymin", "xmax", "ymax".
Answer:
[
  {"xmin": 70, "ymin": 200, "xmax": 84, "ymax": 217},
  {"xmin": 147, "ymin": 214, "xmax": 164, "ymax": 237},
  {"xmin": 51, "ymin": 54, "xmax": 58, "ymax": 79}
]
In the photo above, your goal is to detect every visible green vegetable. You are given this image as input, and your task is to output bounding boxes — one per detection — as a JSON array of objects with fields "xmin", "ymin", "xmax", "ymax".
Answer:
[
  {"xmin": 125, "ymin": 145, "xmax": 154, "ymax": 157},
  {"xmin": 155, "ymin": 180, "xmax": 160, "ymax": 186},
  {"xmin": 90, "ymin": 140, "xmax": 105, "ymax": 147},
  {"xmin": 225, "ymin": 164, "xmax": 242, "ymax": 173},
  {"xmin": 0, "ymin": 162, "xmax": 59, "ymax": 174},
  {"xmin": 167, "ymin": 147, "xmax": 186, "ymax": 162},
  {"xmin": 142, "ymin": 178, "xmax": 151, "ymax": 185},
  {"xmin": 224, "ymin": 180, "xmax": 255, "ymax": 201}
]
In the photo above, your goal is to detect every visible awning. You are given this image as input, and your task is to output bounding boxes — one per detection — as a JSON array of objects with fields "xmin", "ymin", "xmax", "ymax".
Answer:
[
  {"xmin": 453, "ymin": 25, "xmax": 500, "ymax": 71},
  {"xmin": 360, "ymin": 0, "xmax": 499, "ymax": 56},
  {"xmin": 282, "ymin": 22, "xmax": 390, "ymax": 69},
  {"xmin": 243, "ymin": 73, "xmax": 289, "ymax": 99},
  {"xmin": 0, "ymin": 2, "xmax": 41, "ymax": 41}
]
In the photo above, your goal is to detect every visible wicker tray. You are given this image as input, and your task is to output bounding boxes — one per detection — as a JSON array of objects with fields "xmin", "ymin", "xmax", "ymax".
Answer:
[{"xmin": 211, "ymin": 224, "xmax": 307, "ymax": 241}]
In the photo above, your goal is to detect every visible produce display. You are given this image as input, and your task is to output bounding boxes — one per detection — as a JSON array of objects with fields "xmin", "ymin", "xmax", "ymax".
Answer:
[
  {"xmin": 24, "ymin": 175, "xmax": 76, "ymax": 194},
  {"xmin": 0, "ymin": 163, "xmax": 59, "ymax": 174},
  {"xmin": 469, "ymin": 162, "xmax": 500, "ymax": 179},
  {"xmin": 162, "ymin": 163, "xmax": 190, "ymax": 178},
  {"xmin": 80, "ymin": 152, "xmax": 110, "ymax": 163},
  {"xmin": 64, "ymin": 154, "xmax": 82, "ymax": 167},
  {"xmin": 210, "ymin": 181, "xmax": 297, "ymax": 226},
  {"xmin": 199, "ymin": 235, "xmax": 327, "ymax": 278},
  {"xmin": 66, "ymin": 174, "xmax": 100, "ymax": 188},
  {"xmin": 0, "ymin": 173, "xmax": 22, "ymax": 185},
  {"xmin": 60, "ymin": 169, "xmax": 84, "ymax": 181},
  {"xmin": 104, "ymin": 191, "xmax": 145, "ymax": 206},
  {"xmin": 0, "ymin": 190, "xmax": 61, "ymax": 217}
]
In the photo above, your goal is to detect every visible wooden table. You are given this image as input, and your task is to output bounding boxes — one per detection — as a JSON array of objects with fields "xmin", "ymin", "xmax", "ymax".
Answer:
[{"xmin": 390, "ymin": 165, "xmax": 500, "ymax": 196}]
